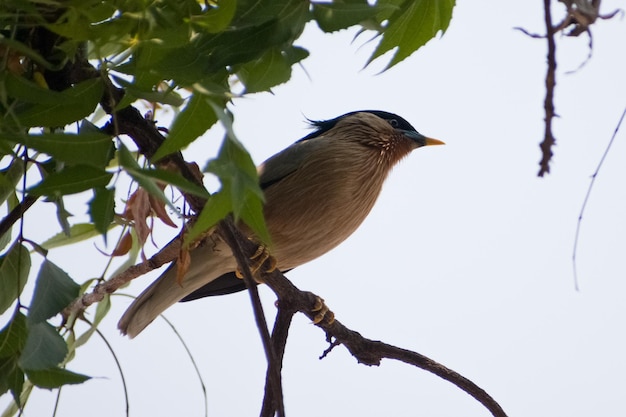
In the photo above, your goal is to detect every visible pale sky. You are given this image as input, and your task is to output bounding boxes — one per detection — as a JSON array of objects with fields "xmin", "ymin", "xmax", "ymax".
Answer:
[{"xmin": 2, "ymin": 1, "xmax": 626, "ymax": 416}]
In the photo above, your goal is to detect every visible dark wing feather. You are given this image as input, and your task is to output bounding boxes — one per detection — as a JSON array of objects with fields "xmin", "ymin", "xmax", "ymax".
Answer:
[
  {"xmin": 179, "ymin": 272, "xmax": 248, "ymax": 300},
  {"xmin": 179, "ymin": 268, "xmax": 293, "ymax": 301}
]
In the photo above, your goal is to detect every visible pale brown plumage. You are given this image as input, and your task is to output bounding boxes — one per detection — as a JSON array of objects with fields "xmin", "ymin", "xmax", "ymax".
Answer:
[{"xmin": 118, "ymin": 110, "xmax": 442, "ymax": 337}]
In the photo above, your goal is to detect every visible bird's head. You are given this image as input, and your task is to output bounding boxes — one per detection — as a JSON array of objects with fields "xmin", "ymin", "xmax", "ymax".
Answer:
[{"xmin": 300, "ymin": 110, "xmax": 443, "ymax": 165}]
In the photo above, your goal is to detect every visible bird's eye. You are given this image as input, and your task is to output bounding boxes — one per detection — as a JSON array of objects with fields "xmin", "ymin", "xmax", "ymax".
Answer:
[{"xmin": 388, "ymin": 119, "xmax": 399, "ymax": 127}]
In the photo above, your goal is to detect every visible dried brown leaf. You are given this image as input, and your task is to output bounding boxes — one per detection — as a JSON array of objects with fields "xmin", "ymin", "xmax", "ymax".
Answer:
[
  {"xmin": 176, "ymin": 247, "xmax": 190, "ymax": 286},
  {"xmin": 123, "ymin": 189, "xmax": 151, "ymax": 247},
  {"xmin": 111, "ymin": 231, "xmax": 133, "ymax": 256},
  {"xmin": 148, "ymin": 193, "xmax": 177, "ymax": 228}
]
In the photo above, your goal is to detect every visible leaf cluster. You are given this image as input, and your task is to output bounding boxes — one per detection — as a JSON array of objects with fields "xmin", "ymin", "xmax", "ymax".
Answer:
[
  {"xmin": 0, "ymin": 0, "xmax": 454, "ymax": 412},
  {"xmin": 0, "ymin": 255, "xmax": 91, "ymax": 406}
]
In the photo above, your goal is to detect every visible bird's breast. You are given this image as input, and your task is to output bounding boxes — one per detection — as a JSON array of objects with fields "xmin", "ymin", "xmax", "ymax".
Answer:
[{"xmin": 262, "ymin": 143, "xmax": 389, "ymax": 269}]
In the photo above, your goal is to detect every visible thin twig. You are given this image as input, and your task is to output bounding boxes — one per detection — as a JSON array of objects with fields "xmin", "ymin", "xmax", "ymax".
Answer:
[
  {"xmin": 160, "ymin": 314, "xmax": 209, "ymax": 417},
  {"xmin": 94, "ymin": 327, "xmax": 130, "ymax": 417},
  {"xmin": 538, "ymin": 0, "xmax": 558, "ymax": 177},
  {"xmin": 513, "ymin": 27, "xmax": 545, "ymax": 38},
  {"xmin": 572, "ymin": 106, "xmax": 626, "ymax": 289},
  {"xmin": 51, "ymin": 386, "xmax": 61, "ymax": 417}
]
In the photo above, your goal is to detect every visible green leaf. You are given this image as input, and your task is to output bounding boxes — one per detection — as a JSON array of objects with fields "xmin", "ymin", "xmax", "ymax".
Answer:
[
  {"xmin": 0, "ymin": 356, "xmax": 24, "ymax": 405},
  {"xmin": 28, "ymin": 260, "xmax": 80, "ymax": 324},
  {"xmin": 238, "ymin": 48, "xmax": 292, "ymax": 93},
  {"xmin": 3, "ymin": 72, "xmax": 63, "ymax": 105},
  {"xmin": 0, "ymin": 312, "xmax": 27, "ymax": 404},
  {"xmin": 44, "ymin": 1, "xmax": 118, "ymax": 41},
  {"xmin": 205, "ymin": 106, "xmax": 271, "ymax": 245},
  {"xmin": 0, "ymin": 244, "xmax": 31, "ymax": 315},
  {"xmin": 0, "ymin": 312, "xmax": 28, "ymax": 358},
  {"xmin": 89, "ymin": 187, "xmax": 116, "ymax": 236},
  {"xmin": 239, "ymin": 190, "xmax": 270, "ymax": 246},
  {"xmin": 8, "ymin": 78, "xmax": 105, "ymax": 128},
  {"xmin": 132, "ymin": 169, "xmax": 209, "ymax": 199},
  {"xmin": 0, "ymin": 158, "xmax": 25, "ymax": 207},
  {"xmin": 0, "ymin": 225, "xmax": 12, "ymax": 253},
  {"xmin": 152, "ymin": 94, "xmax": 218, "ymax": 161},
  {"xmin": 44, "ymin": 9, "xmax": 94, "ymax": 41},
  {"xmin": 199, "ymin": 148, "xmax": 270, "ymax": 244},
  {"xmin": 232, "ymin": 0, "xmax": 309, "ymax": 29},
  {"xmin": 26, "ymin": 367, "xmax": 90, "ymax": 389},
  {"xmin": 53, "ymin": 196, "xmax": 72, "ymax": 237},
  {"xmin": 206, "ymin": 136, "xmax": 264, "ymax": 205},
  {"xmin": 191, "ymin": 18, "xmax": 295, "ymax": 74},
  {"xmin": 283, "ymin": 45, "xmax": 310, "ymax": 66},
  {"xmin": 41, "ymin": 223, "xmax": 104, "ymax": 250},
  {"xmin": 312, "ymin": 2, "xmax": 390, "ymax": 32},
  {"xmin": 112, "ymin": 76, "xmax": 185, "ymax": 107},
  {"xmin": 368, "ymin": 0, "xmax": 455, "ymax": 69},
  {"xmin": 191, "ymin": 0, "xmax": 237, "ymax": 33},
  {"xmin": 0, "ymin": 132, "xmax": 114, "ymax": 168},
  {"xmin": 27, "ymin": 165, "xmax": 113, "ymax": 197},
  {"xmin": 19, "ymin": 321, "xmax": 67, "ymax": 370},
  {"xmin": 131, "ymin": 44, "xmax": 212, "ymax": 86},
  {"xmin": 184, "ymin": 189, "xmax": 231, "ymax": 245}
]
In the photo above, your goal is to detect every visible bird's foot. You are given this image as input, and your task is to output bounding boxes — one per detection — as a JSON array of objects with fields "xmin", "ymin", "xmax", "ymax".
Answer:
[
  {"xmin": 235, "ymin": 243, "xmax": 277, "ymax": 282},
  {"xmin": 311, "ymin": 296, "xmax": 335, "ymax": 325}
]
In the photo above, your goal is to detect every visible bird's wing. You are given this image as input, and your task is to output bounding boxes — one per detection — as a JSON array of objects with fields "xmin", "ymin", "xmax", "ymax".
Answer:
[{"xmin": 258, "ymin": 137, "xmax": 326, "ymax": 189}]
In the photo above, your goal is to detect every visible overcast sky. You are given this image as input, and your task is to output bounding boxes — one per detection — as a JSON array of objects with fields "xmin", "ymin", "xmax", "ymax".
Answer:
[{"xmin": 2, "ymin": 1, "xmax": 626, "ymax": 416}]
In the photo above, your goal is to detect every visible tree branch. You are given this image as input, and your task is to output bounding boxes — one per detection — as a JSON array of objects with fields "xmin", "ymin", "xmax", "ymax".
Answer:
[
  {"xmin": 225, "ymin": 224, "xmax": 509, "ymax": 417},
  {"xmin": 0, "ymin": 195, "xmax": 37, "ymax": 239},
  {"xmin": 64, "ymin": 235, "xmax": 181, "ymax": 316},
  {"xmin": 260, "ymin": 303, "xmax": 295, "ymax": 417},
  {"xmin": 538, "ymin": 0, "xmax": 557, "ymax": 177},
  {"xmin": 218, "ymin": 220, "xmax": 285, "ymax": 417}
]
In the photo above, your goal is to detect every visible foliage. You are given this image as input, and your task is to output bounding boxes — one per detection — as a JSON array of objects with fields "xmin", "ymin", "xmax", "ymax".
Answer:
[{"xmin": 0, "ymin": 0, "xmax": 454, "ymax": 413}]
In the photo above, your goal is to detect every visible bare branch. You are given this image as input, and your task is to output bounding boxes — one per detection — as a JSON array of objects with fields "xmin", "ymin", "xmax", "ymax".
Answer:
[
  {"xmin": 64, "ymin": 236, "xmax": 181, "ymax": 316},
  {"xmin": 513, "ymin": 27, "xmax": 546, "ymax": 38},
  {"xmin": 530, "ymin": 0, "xmax": 621, "ymax": 175},
  {"xmin": 225, "ymin": 223, "xmax": 509, "ymax": 417},
  {"xmin": 260, "ymin": 301, "xmax": 296, "ymax": 417},
  {"xmin": 572, "ymin": 106, "xmax": 626, "ymax": 289},
  {"xmin": 538, "ymin": 0, "xmax": 558, "ymax": 177}
]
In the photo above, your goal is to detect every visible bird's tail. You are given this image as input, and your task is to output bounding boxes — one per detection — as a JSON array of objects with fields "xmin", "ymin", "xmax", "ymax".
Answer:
[{"xmin": 118, "ymin": 243, "xmax": 236, "ymax": 338}]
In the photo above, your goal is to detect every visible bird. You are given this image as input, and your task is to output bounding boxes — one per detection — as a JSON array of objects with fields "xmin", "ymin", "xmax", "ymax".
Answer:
[{"xmin": 118, "ymin": 110, "xmax": 443, "ymax": 338}]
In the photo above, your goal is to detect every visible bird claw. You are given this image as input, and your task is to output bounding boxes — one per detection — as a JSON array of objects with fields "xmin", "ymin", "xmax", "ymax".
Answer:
[
  {"xmin": 311, "ymin": 296, "xmax": 335, "ymax": 324},
  {"xmin": 235, "ymin": 243, "xmax": 277, "ymax": 282}
]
